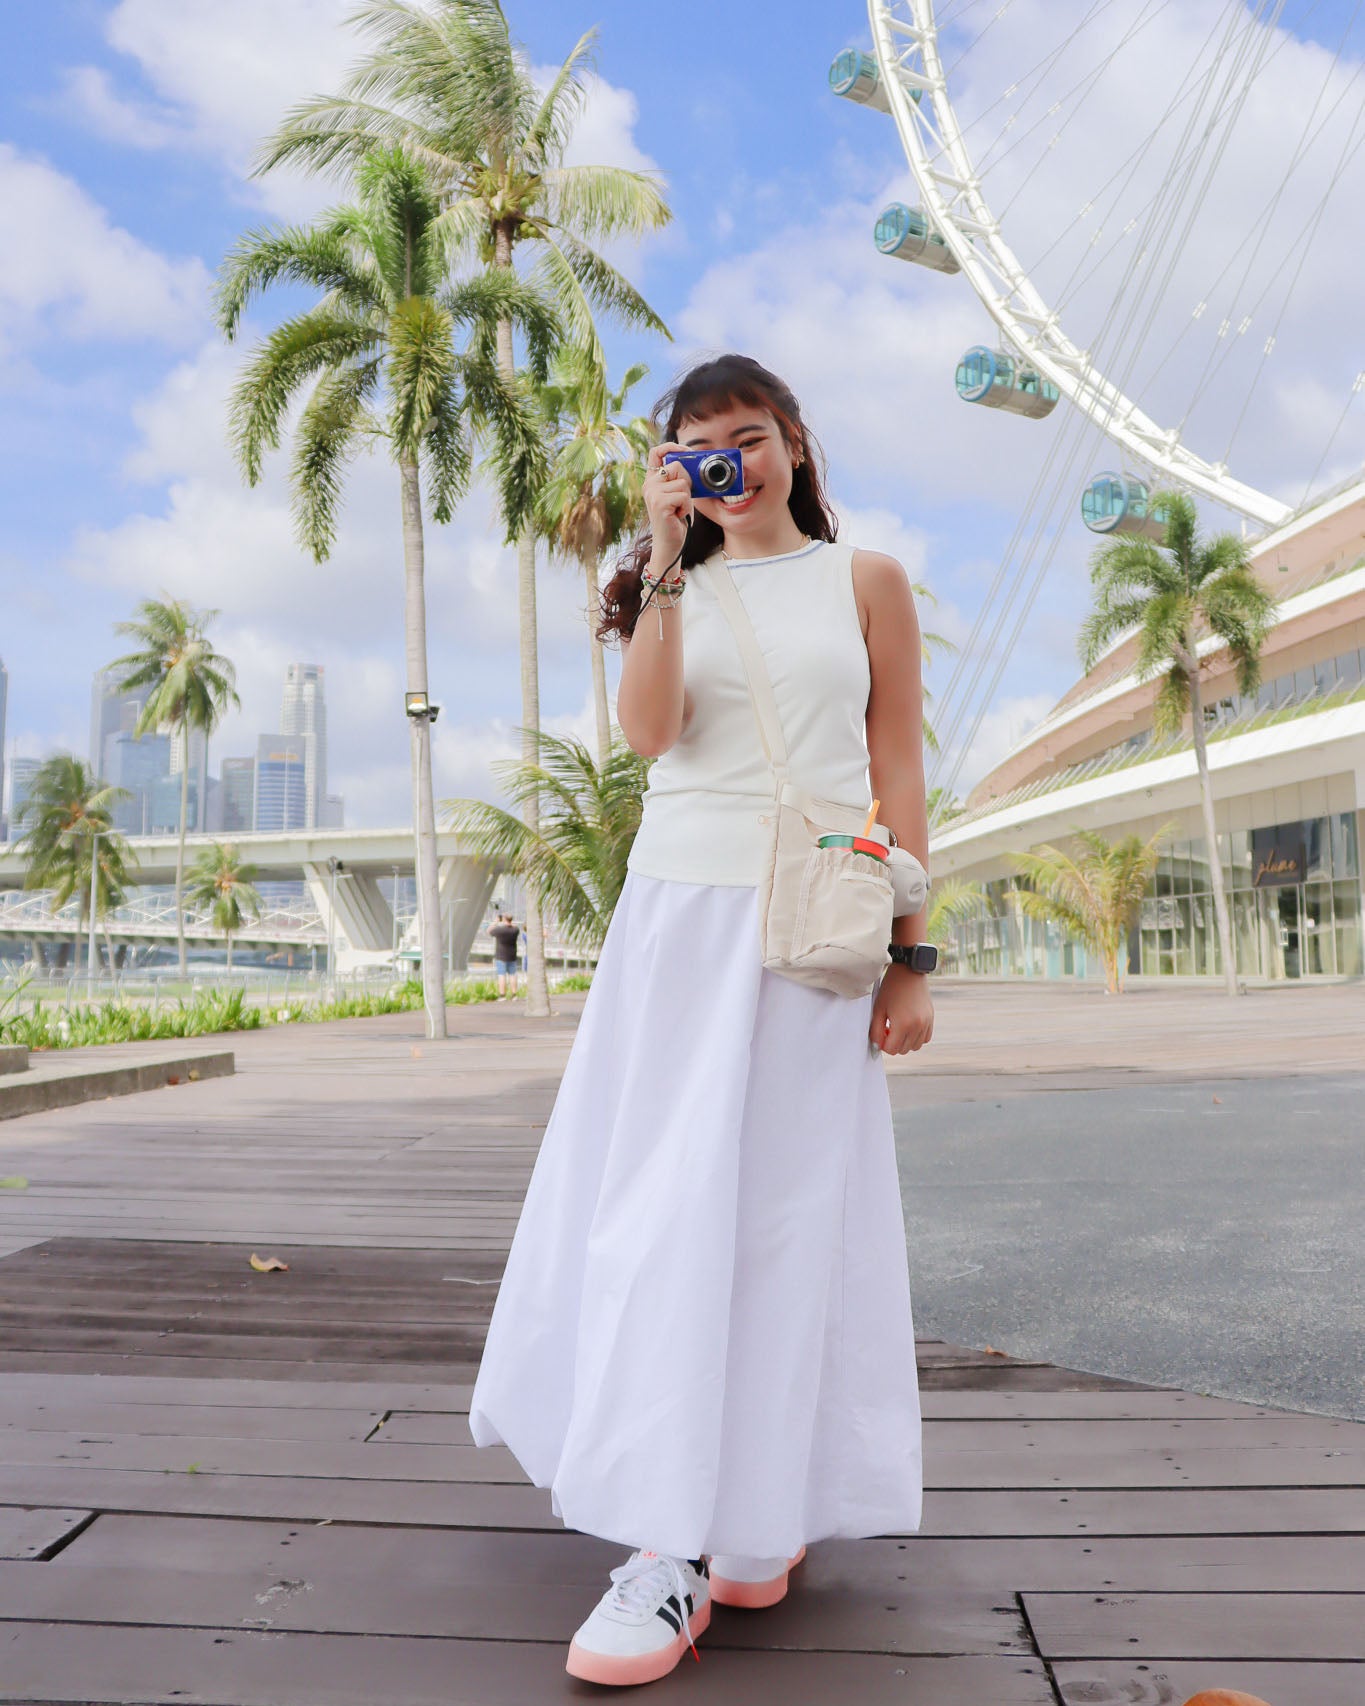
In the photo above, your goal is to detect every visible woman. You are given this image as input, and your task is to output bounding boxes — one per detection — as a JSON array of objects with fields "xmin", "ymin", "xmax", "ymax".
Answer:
[{"xmin": 468, "ymin": 353, "xmax": 933, "ymax": 1687}]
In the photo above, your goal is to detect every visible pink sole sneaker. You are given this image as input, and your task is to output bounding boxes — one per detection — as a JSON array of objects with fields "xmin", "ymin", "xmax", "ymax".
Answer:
[
  {"xmin": 565, "ymin": 1597, "xmax": 712, "ymax": 1686},
  {"xmin": 708, "ymin": 1545, "xmax": 807, "ymax": 1609}
]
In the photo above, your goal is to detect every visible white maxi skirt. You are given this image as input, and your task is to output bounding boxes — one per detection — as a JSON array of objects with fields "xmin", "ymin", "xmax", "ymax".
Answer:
[{"xmin": 468, "ymin": 869, "xmax": 922, "ymax": 1560}]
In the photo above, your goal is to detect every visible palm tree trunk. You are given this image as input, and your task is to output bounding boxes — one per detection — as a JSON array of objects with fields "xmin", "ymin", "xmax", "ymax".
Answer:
[
  {"xmin": 492, "ymin": 238, "xmax": 550, "ymax": 1019},
  {"xmin": 515, "ymin": 528, "xmax": 551, "ymax": 1018},
  {"xmin": 176, "ymin": 751, "xmax": 189, "ymax": 979},
  {"xmin": 398, "ymin": 452, "xmax": 448, "ymax": 1042},
  {"xmin": 1187, "ymin": 667, "xmax": 1239, "ymax": 996},
  {"xmin": 226, "ymin": 933, "xmax": 233, "ymax": 973},
  {"xmin": 586, "ymin": 551, "xmax": 612, "ymax": 774}
]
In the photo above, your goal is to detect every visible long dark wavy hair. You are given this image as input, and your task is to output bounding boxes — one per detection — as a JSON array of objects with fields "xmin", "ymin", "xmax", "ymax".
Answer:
[{"xmin": 596, "ymin": 353, "xmax": 838, "ymax": 644}]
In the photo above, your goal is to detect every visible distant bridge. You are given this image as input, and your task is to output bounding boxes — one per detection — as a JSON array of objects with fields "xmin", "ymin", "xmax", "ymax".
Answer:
[{"xmin": 0, "ymin": 827, "xmax": 507, "ymax": 971}]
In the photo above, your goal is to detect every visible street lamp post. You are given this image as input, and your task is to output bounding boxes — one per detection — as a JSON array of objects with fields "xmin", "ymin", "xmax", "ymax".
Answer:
[{"xmin": 87, "ymin": 831, "xmax": 100, "ymax": 1003}]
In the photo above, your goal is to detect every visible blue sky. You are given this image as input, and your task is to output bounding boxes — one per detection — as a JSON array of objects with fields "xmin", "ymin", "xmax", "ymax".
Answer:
[{"xmin": 4, "ymin": 0, "xmax": 1364, "ymax": 826}]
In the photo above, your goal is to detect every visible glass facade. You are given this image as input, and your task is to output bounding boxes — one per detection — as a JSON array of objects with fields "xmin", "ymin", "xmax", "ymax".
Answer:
[{"xmin": 942, "ymin": 811, "xmax": 1362, "ymax": 981}]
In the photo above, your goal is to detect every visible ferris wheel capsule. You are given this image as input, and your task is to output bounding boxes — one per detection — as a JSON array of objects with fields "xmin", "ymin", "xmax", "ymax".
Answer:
[
  {"xmin": 1081, "ymin": 472, "xmax": 1170, "ymax": 538},
  {"xmin": 829, "ymin": 48, "xmax": 920, "ymax": 113},
  {"xmin": 874, "ymin": 202, "xmax": 961, "ymax": 273},
  {"xmin": 955, "ymin": 346, "xmax": 1059, "ymax": 419}
]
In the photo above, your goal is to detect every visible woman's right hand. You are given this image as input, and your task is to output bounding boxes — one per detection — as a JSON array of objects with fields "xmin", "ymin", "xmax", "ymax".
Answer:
[{"xmin": 643, "ymin": 441, "xmax": 694, "ymax": 568}]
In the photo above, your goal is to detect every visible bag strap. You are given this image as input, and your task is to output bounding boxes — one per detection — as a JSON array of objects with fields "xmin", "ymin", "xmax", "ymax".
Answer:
[{"xmin": 699, "ymin": 553, "xmax": 789, "ymax": 787}]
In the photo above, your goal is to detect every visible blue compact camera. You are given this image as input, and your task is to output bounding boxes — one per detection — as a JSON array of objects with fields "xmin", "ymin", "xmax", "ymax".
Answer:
[{"xmin": 662, "ymin": 447, "xmax": 745, "ymax": 498}]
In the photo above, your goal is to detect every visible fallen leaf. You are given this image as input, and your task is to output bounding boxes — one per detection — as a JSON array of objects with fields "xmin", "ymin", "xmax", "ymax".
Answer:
[
  {"xmin": 1212, "ymin": 1095, "xmax": 1222, "ymax": 1105},
  {"xmin": 982, "ymin": 1346, "xmax": 1009, "ymax": 1358},
  {"xmin": 0, "ymin": 1177, "xmax": 28, "ymax": 1190},
  {"xmin": 410, "ymin": 1046, "xmax": 423, "ymax": 1060},
  {"xmin": 249, "ymin": 1253, "xmax": 289, "ymax": 1272}
]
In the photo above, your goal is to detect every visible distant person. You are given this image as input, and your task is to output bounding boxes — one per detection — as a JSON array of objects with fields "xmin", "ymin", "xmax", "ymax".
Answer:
[
  {"xmin": 468, "ymin": 354, "xmax": 935, "ymax": 1686},
  {"xmin": 487, "ymin": 912, "xmax": 521, "ymax": 997}
]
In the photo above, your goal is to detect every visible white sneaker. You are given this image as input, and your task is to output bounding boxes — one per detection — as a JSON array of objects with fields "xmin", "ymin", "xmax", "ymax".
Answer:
[
  {"xmin": 707, "ymin": 1544, "xmax": 807, "ymax": 1608},
  {"xmin": 565, "ymin": 1549, "xmax": 711, "ymax": 1686}
]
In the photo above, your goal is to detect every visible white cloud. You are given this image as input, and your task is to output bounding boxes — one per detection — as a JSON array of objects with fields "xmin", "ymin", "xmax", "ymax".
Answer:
[
  {"xmin": 75, "ymin": 3, "xmax": 668, "ymax": 225},
  {"xmin": 56, "ymin": 65, "xmax": 184, "ymax": 150},
  {"xmin": 64, "ymin": 336, "xmax": 609, "ymax": 824},
  {"xmin": 676, "ymin": 0, "xmax": 1365, "ymax": 786},
  {"xmin": 0, "ymin": 145, "xmax": 209, "ymax": 353}
]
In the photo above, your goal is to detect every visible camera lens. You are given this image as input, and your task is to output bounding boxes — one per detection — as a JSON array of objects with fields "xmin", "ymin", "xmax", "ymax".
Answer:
[{"xmin": 698, "ymin": 453, "xmax": 737, "ymax": 492}]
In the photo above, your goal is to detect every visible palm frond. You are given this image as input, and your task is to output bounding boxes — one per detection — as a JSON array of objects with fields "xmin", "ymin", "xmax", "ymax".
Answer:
[{"xmin": 291, "ymin": 359, "xmax": 382, "ymax": 560}]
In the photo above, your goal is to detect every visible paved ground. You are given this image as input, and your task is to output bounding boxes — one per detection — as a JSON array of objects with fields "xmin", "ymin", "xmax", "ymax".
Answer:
[
  {"xmin": 885, "ymin": 979, "xmax": 1365, "ymax": 1420},
  {"xmin": 895, "ymin": 1076, "xmax": 1363, "ymax": 1419},
  {"xmin": 0, "ymin": 979, "xmax": 1360, "ymax": 1703}
]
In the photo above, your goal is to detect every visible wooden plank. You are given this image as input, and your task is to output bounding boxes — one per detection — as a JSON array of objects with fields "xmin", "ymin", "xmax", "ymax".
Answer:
[
  {"xmin": 5, "ymin": 1467, "xmax": 1362, "ymax": 1540},
  {"xmin": 0, "ymin": 1351, "xmax": 486, "ymax": 1382},
  {"xmin": 15, "ymin": 1426, "xmax": 1355, "ymax": 1490},
  {"xmin": 0, "ymin": 1372, "xmax": 476, "ymax": 1410},
  {"xmin": 0, "ymin": 1505, "xmax": 93, "ymax": 1560},
  {"xmin": 920, "ymin": 1487, "xmax": 1365, "ymax": 1537},
  {"xmin": 0, "ymin": 1403, "xmax": 384, "ymax": 1442},
  {"xmin": 56, "ymin": 1517, "xmax": 1365, "ymax": 1595},
  {"xmin": 370, "ymin": 1409, "xmax": 1358, "ymax": 1452},
  {"xmin": 0, "ymin": 1625, "xmax": 1059, "ymax": 1706},
  {"xmin": 0, "ymin": 1558, "xmax": 1030, "ymax": 1655},
  {"xmin": 1052, "ymin": 1659, "xmax": 1365, "ymax": 1706},
  {"xmin": 0, "ymin": 1372, "xmax": 1283, "ymax": 1422},
  {"xmin": 0, "ymin": 1465, "xmax": 559, "ymax": 1527},
  {"xmin": 0, "ymin": 1430, "xmax": 527, "ymax": 1483},
  {"xmin": 1025, "ymin": 1590, "xmax": 1365, "ymax": 1660}
]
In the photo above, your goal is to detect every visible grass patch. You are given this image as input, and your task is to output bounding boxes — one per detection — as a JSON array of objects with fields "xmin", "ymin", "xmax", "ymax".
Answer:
[{"xmin": 1, "ymin": 971, "xmax": 595, "ymax": 1051}]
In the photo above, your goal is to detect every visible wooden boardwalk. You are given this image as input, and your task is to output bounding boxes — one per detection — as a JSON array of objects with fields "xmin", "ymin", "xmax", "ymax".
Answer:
[{"xmin": 0, "ymin": 986, "xmax": 1361, "ymax": 1704}]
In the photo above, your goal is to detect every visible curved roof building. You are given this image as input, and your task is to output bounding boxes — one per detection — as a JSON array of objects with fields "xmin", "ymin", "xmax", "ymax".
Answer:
[{"xmin": 930, "ymin": 477, "xmax": 1365, "ymax": 982}]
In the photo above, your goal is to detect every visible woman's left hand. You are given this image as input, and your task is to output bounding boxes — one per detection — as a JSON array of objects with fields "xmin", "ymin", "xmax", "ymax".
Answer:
[{"xmin": 869, "ymin": 965, "xmax": 934, "ymax": 1055}]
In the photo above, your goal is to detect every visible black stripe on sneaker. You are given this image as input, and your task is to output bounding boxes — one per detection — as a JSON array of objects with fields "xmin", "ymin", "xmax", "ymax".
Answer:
[{"xmin": 655, "ymin": 1603, "xmax": 681, "ymax": 1633}]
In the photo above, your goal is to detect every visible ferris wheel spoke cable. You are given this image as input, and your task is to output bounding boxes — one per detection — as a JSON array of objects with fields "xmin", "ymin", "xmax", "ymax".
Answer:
[
  {"xmin": 1166, "ymin": 0, "xmax": 1355, "ymax": 433},
  {"xmin": 1136, "ymin": 13, "xmax": 1352, "ymax": 402},
  {"xmin": 909, "ymin": 0, "xmax": 1230, "ymax": 758},
  {"xmin": 1042, "ymin": 0, "xmax": 1273, "ymax": 316},
  {"xmin": 1296, "ymin": 372, "xmax": 1365, "ymax": 510},
  {"xmin": 978, "ymin": 0, "xmax": 1170, "ymax": 189},
  {"xmin": 1224, "ymin": 86, "xmax": 1365, "ymax": 473},
  {"xmin": 955, "ymin": 0, "xmax": 1131, "ymax": 152},
  {"xmin": 927, "ymin": 2, "xmax": 1273, "ymax": 799},
  {"xmin": 942, "ymin": 0, "xmax": 1018, "ymax": 82},
  {"xmin": 922, "ymin": 0, "xmax": 1259, "ymax": 794}
]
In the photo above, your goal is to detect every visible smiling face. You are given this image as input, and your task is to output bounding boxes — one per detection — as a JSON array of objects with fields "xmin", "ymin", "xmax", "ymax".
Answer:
[{"xmin": 676, "ymin": 401, "xmax": 801, "ymax": 538}]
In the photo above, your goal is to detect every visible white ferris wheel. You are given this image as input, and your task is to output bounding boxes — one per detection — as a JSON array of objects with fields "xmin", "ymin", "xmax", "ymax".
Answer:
[{"xmin": 829, "ymin": 0, "xmax": 1365, "ymax": 803}]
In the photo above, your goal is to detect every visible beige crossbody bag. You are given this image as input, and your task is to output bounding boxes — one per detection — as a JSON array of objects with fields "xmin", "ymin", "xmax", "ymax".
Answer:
[{"xmin": 700, "ymin": 552, "xmax": 929, "ymax": 999}]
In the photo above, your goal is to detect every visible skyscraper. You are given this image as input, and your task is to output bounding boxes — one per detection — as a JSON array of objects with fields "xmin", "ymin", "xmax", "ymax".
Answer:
[
  {"xmin": 280, "ymin": 664, "xmax": 327, "ymax": 830},
  {"xmin": 6, "ymin": 757, "xmax": 41, "ymax": 837},
  {"xmin": 219, "ymin": 757, "xmax": 255, "ymax": 834},
  {"xmin": 253, "ymin": 735, "xmax": 308, "ymax": 833}
]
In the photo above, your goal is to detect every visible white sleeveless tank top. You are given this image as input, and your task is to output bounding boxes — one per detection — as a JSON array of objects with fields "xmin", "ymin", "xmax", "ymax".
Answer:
[{"xmin": 625, "ymin": 537, "xmax": 873, "ymax": 886}]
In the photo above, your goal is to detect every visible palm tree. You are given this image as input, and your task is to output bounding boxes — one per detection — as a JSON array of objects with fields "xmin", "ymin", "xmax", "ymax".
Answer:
[
  {"xmin": 441, "ymin": 725, "xmax": 651, "ymax": 955},
  {"xmin": 1080, "ymin": 491, "xmax": 1275, "ymax": 996},
  {"xmin": 254, "ymin": 0, "xmax": 673, "ymax": 1022},
  {"xmin": 925, "ymin": 877, "xmax": 987, "ymax": 953},
  {"xmin": 107, "ymin": 600, "xmax": 237, "ymax": 980},
  {"xmin": 1010, "ymin": 824, "xmax": 1174, "ymax": 995},
  {"xmin": 537, "ymin": 346, "xmax": 654, "ymax": 772},
  {"xmin": 13, "ymin": 757, "xmax": 133, "ymax": 975},
  {"xmin": 215, "ymin": 145, "xmax": 556, "ymax": 1041},
  {"xmin": 187, "ymin": 843, "xmax": 264, "ymax": 972}
]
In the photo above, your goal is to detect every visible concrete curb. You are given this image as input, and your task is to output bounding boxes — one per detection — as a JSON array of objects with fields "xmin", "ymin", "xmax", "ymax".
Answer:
[
  {"xmin": 0, "ymin": 1046, "xmax": 29, "ymax": 1076},
  {"xmin": 0, "ymin": 1048, "xmax": 234, "ymax": 1121}
]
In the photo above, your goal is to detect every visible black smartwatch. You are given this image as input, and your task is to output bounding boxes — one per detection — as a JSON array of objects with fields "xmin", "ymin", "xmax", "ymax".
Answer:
[{"xmin": 887, "ymin": 942, "xmax": 937, "ymax": 973}]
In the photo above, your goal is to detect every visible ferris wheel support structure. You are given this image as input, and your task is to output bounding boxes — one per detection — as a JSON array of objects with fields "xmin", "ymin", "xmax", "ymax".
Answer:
[{"xmin": 868, "ymin": 0, "xmax": 1293, "ymax": 531}]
